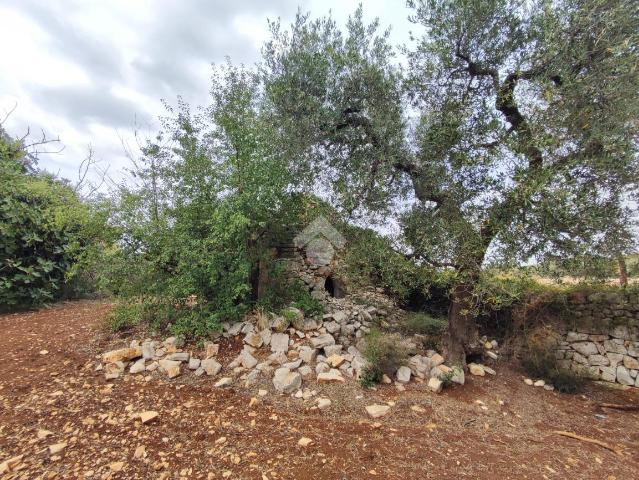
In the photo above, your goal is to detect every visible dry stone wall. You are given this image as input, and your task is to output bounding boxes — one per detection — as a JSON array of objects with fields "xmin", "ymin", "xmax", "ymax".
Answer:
[{"xmin": 555, "ymin": 291, "xmax": 639, "ymax": 387}]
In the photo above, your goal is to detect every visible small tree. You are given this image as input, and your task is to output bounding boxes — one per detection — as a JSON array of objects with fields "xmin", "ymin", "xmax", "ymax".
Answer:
[{"xmin": 264, "ymin": 1, "xmax": 639, "ymax": 364}]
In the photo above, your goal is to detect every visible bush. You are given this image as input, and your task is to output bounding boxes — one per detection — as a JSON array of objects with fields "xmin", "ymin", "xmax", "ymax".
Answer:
[
  {"xmin": 521, "ymin": 338, "xmax": 584, "ymax": 394},
  {"xmin": 0, "ymin": 138, "xmax": 103, "ymax": 307},
  {"xmin": 106, "ymin": 303, "xmax": 143, "ymax": 332},
  {"xmin": 402, "ymin": 312, "xmax": 447, "ymax": 335},
  {"xmin": 361, "ymin": 329, "xmax": 409, "ymax": 380},
  {"xmin": 358, "ymin": 365, "xmax": 383, "ymax": 388}
]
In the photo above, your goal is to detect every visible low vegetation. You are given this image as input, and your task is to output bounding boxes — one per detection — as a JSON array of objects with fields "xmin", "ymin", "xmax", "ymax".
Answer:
[
  {"xmin": 359, "ymin": 329, "xmax": 410, "ymax": 387},
  {"xmin": 520, "ymin": 334, "xmax": 584, "ymax": 394}
]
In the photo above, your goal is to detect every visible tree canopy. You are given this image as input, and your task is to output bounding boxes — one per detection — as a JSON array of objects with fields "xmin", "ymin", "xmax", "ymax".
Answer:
[{"xmin": 262, "ymin": 0, "xmax": 639, "ymax": 363}]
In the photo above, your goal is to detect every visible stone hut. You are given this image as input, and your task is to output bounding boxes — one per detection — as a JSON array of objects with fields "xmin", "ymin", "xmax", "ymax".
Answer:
[{"xmin": 254, "ymin": 216, "xmax": 348, "ymax": 301}]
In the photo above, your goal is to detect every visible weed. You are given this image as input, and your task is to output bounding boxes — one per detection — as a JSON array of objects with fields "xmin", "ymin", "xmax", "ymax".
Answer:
[
  {"xmin": 361, "ymin": 329, "xmax": 409, "ymax": 378},
  {"xmin": 521, "ymin": 334, "xmax": 584, "ymax": 394}
]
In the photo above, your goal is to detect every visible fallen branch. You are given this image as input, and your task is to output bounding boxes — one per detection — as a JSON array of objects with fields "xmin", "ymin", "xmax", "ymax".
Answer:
[
  {"xmin": 553, "ymin": 430, "xmax": 622, "ymax": 455},
  {"xmin": 597, "ymin": 403, "xmax": 639, "ymax": 412}
]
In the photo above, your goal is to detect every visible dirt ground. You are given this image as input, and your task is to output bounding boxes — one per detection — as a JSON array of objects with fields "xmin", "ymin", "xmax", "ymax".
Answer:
[{"xmin": 1, "ymin": 301, "xmax": 638, "ymax": 480}]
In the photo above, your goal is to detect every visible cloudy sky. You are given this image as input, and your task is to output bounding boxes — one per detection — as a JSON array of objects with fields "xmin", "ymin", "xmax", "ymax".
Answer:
[{"xmin": 0, "ymin": 0, "xmax": 414, "ymax": 187}]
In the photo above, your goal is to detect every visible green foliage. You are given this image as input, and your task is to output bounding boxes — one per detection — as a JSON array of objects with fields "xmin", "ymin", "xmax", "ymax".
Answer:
[
  {"xmin": 0, "ymin": 134, "xmax": 101, "ymax": 307},
  {"xmin": 521, "ymin": 336, "xmax": 584, "ymax": 394},
  {"xmin": 402, "ymin": 312, "xmax": 447, "ymax": 336},
  {"xmin": 358, "ymin": 365, "xmax": 383, "ymax": 388},
  {"xmin": 337, "ymin": 226, "xmax": 434, "ymax": 302},
  {"xmin": 96, "ymin": 64, "xmax": 304, "ymax": 337},
  {"xmin": 361, "ymin": 329, "xmax": 409, "ymax": 377},
  {"xmin": 290, "ymin": 287, "xmax": 324, "ymax": 318},
  {"xmin": 438, "ymin": 368, "xmax": 455, "ymax": 387},
  {"xmin": 106, "ymin": 303, "xmax": 143, "ymax": 332}
]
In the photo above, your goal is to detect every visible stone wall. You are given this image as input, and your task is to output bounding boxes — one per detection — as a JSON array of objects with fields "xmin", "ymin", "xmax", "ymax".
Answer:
[{"xmin": 554, "ymin": 291, "xmax": 639, "ymax": 387}]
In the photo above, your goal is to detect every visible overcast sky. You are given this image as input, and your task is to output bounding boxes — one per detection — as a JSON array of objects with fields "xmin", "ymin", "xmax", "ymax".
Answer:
[{"xmin": 0, "ymin": 0, "xmax": 414, "ymax": 187}]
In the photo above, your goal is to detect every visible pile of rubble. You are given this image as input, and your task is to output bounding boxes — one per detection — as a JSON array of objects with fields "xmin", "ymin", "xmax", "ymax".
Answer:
[{"xmin": 99, "ymin": 297, "xmax": 498, "ymax": 396}]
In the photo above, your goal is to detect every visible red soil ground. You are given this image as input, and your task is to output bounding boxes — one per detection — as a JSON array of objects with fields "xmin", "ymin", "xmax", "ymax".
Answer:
[{"xmin": 0, "ymin": 300, "xmax": 638, "ymax": 479}]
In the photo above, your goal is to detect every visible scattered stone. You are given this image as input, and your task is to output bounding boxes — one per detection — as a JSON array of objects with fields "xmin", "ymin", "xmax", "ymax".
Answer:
[
  {"xmin": 273, "ymin": 368, "xmax": 302, "ymax": 394},
  {"xmin": 39, "ymin": 350, "xmax": 48, "ymax": 355},
  {"xmin": 37, "ymin": 429, "xmax": 53, "ymax": 440},
  {"xmin": 298, "ymin": 365, "xmax": 313, "ymax": 378},
  {"xmin": 430, "ymin": 353, "xmax": 445, "ymax": 367},
  {"xmin": 240, "ymin": 349, "xmax": 258, "ymax": 369},
  {"xmin": 327, "ymin": 354, "xmax": 346, "ymax": 368},
  {"xmin": 396, "ymin": 366, "xmax": 412, "ymax": 383},
  {"xmin": 524, "ymin": 378, "xmax": 534, "ymax": 385},
  {"xmin": 316, "ymin": 398, "xmax": 332, "ymax": 410},
  {"xmin": 159, "ymin": 359, "xmax": 181, "ymax": 378},
  {"xmin": 204, "ymin": 342, "xmax": 219, "ymax": 358},
  {"xmin": 201, "ymin": 358, "xmax": 222, "ymax": 376},
  {"xmin": 381, "ymin": 374, "xmax": 392, "ymax": 384},
  {"xmin": 270, "ymin": 333, "xmax": 290, "ymax": 353},
  {"xmin": 468, "ymin": 363, "xmax": 485, "ymax": 376},
  {"xmin": 103, "ymin": 347, "xmax": 142, "ymax": 364},
  {"xmin": 323, "ymin": 344, "xmax": 343, "ymax": 357},
  {"xmin": 110, "ymin": 461, "xmax": 125, "ymax": 472},
  {"xmin": 141, "ymin": 342, "xmax": 155, "ymax": 359},
  {"xmin": 311, "ymin": 333, "xmax": 336, "ymax": 349},
  {"xmin": 365, "ymin": 404, "xmax": 390, "ymax": 418},
  {"xmin": 129, "ymin": 359, "xmax": 146, "ymax": 374},
  {"xmin": 298, "ymin": 437, "xmax": 313, "ymax": 447},
  {"xmin": 485, "ymin": 351, "xmax": 499, "ymax": 360},
  {"xmin": 282, "ymin": 358, "xmax": 303, "ymax": 370},
  {"xmin": 139, "ymin": 411, "xmax": 159, "ymax": 424},
  {"xmin": 533, "ymin": 379, "xmax": 545, "ymax": 387},
  {"xmin": 324, "ymin": 321, "xmax": 341, "ymax": 334},
  {"xmin": 214, "ymin": 377, "xmax": 233, "ymax": 388},
  {"xmin": 299, "ymin": 346, "xmax": 318, "ymax": 363},
  {"xmin": 104, "ymin": 361, "xmax": 125, "ymax": 380},
  {"xmin": 427, "ymin": 377, "xmax": 443, "ymax": 393},
  {"xmin": 165, "ymin": 351, "xmax": 189, "ymax": 362},
  {"xmin": 483, "ymin": 366, "xmax": 496, "ymax": 375},
  {"xmin": 258, "ymin": 389, "xmax": 268, "ymax": 396},
  {"xmin": 543, "ymin": 384, "xmax": 555, "ymax": 391},
  {"xmin": 188, "ymin": 357, "xmax": 201, "ymax": 370},
  {"xmin": 0, "ymin": 455, "xmax": 23, "ymax": 474},
  {"xmin": 244, "ymin": 332, "xmax": 263, "ymax": 348},
  {"xmin": 408, "ymin": 355, "xmax": 431, "ymax": 379},
  {"xmin": 315, "ymin": 362, "xmax": 330, "ymax": 375},
  {"xmin": 317, "ymin": 369, "xmax": 345, "ymax": 383},
  {"xmin": 451, "ymin": 366, "xmax": 465, "ymax": 385},
  {"xmin": 133, "ymin": 445, "xmax": 146, "ymax": 460},
  {"xmin": 146, "ymin": 361, "xmax": 159, "ymax": 372},
  {"xmin": 48, "ymin": 443, "xmax": 67, "ymax": 455}
]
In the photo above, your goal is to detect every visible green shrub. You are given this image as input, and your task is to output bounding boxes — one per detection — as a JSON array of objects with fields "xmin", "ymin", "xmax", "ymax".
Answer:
[
  {"xmin": 358, "ymin": 365, "xmax": 383, "ymax": 388},
  {"xmin": 361, "ymin": 329, "xmax": 409, "ymax": 379},
  {"xmin": 438, "ymin": 368, "xmax": 455, "ymax": 387},
  {"xmin": 402, "ymin": 312, "xmax": 448, "ymax": 335},
  {"xmin": 106, "ymin": 304, "xmax": 143, "ymax": 332},
  {"xmin": 521, "ymin": 340, "xmax": 584, "ymax": 394},
  {"xmin": 290, "ymin": 287, "xmax": 324, "ymax": 317},
  {"xmin": 0, "ymin": 146, "xmax": 98, "ymax": 307}
]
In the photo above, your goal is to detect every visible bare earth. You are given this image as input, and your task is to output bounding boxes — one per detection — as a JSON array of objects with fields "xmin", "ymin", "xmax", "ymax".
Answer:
[{"xmin": 1, "ymin": 301, "xmax": 638, "ymax": 479}]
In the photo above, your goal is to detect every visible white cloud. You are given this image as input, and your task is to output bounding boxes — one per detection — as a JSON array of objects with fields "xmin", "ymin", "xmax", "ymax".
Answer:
[{"xmin": 0, "ymin": 1, "xmax": 414, "ymax": 186}]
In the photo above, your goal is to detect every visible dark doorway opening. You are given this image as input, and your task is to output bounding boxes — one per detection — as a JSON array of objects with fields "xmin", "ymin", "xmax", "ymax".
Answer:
[{"xmin": 324, "ymin": 276, "xmax": 346, "ymax": 299}]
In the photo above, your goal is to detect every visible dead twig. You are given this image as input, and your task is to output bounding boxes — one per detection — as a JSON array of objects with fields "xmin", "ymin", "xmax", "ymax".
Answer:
[
  {"xmin": 553, "ymin": 430, "xmax": 622, "ymax": 455},
  {"xmin": 597, "ymin": 403, "xmax": 639, "ymax": 412}
]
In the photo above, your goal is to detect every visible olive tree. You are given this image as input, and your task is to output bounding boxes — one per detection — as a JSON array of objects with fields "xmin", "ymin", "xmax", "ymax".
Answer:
[{"xmin": 263, "ymin": 1, "xmax": 639, "ymax": 365}]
